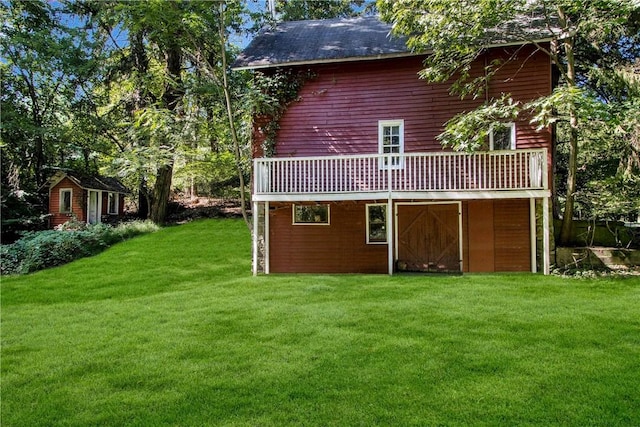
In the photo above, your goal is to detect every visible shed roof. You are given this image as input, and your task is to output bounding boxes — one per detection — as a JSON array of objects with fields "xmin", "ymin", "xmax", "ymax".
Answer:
[
  {"xmin": 47, "ymin": 171, "xmax": 130, "ymax": 194},
  {"xmin": 233, "ymin": 14, "xmax": 556, "ymax": 70}
]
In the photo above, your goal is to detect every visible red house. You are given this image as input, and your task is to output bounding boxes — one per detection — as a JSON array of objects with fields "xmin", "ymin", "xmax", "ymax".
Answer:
[
  {"xmin": 46, "ymin": 171, "xmax": 129, "ymax": 228},
  {"xmin": 234, "ymin": 16, "xmax": 553, "ymax": 275}
]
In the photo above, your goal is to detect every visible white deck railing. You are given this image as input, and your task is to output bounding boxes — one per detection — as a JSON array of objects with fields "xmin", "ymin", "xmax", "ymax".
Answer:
[{"xmin": 254, "ymin": 149, "xmax": 547, "ymax": 197}]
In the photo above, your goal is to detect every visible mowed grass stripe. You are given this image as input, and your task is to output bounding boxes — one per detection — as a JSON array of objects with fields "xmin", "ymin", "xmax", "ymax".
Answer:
[{"xmin": 2, "ymin": 219, "xmax": 639, "ymax": 426}]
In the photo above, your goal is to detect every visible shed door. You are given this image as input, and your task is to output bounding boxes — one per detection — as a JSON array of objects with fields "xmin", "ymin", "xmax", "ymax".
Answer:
[
  {"xmin": 88, "ymin": 190, "xmax": 99, "ymax": 224},
  {"xmin": 396, "ymin": 203, "xmax": 461, "ymax": 272}
]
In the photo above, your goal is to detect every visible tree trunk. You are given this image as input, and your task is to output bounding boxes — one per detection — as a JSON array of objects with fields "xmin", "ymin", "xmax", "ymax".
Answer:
[
  {"xmin": 138, "ymin": 177, "xmax": 149, "ymax": 219},
  {"xmin": 559, "ymin": 109, "xmax": 578, "ymax": 245},
  {"xmin": 558, "ymin": 7, "xmax": 577, "ymax": 246},
  {"xmin": 149, "ymin": 37, "xmax": 182, "ymax": 224},
  {"xmin": 150, "ymin": 163, "xmax": 173, "ymax": 224}
]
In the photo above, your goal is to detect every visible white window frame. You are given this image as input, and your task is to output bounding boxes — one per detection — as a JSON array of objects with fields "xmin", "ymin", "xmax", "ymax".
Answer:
[
  {"xmin": 489, "ymin": 122, "xmax": 516, "ymax": 150},
  {"xmin": 378, "ymin": 119, "xmax": 404, "ymax": 169},
  {"xmin": 107, "ymin": 192, "xmax": 119, "ymax": 215},
  {"xmin": 59, "ymin": 188, "xmax": 72, "ymax": 213},
  {"xmin": 366, "ymin": 203, "xmax": 388, "ymax": 244},
  {"xmin": 292, "ymin": 204, "xmax": 330, "ymax": 225}
]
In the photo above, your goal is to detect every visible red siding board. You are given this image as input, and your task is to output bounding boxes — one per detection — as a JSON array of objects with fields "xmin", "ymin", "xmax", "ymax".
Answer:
[
  {"xmin": 269, "ymin": 200, "xmax": 532, "ymax": 274},
  {"xmin": 493, "ymin": 199, "xmax": 531, "ymax": 271},
  {"xmin": 264, "ymin": 45, "xmax": 552, "ymax": 160},
  {"xmin": 269, "ymin": 202, "xmax": 387, "ymax": 273},
  {"xmin": 49, "ymin": 178, "xmax": 86, "ymax": 227}
]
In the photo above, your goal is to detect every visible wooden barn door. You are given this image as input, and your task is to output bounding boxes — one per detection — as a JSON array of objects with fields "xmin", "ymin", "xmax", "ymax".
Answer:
[{"xmin": 396, "ymin": 203, "xmax": 461, "ymax": 272}]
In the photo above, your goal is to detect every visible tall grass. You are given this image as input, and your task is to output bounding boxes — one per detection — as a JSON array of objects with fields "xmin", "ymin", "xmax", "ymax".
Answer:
[{"xmin": 2, "ymin": 219, "xmax": 639, "ymax": 426}]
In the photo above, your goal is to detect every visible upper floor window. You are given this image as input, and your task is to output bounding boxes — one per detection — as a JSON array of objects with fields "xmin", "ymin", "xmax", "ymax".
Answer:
[
  {"xmin": 378, "ymin": 120, "xmax": 404, "ymax": 169},
  {"xmin": 108, "ymin": 192, "xmax": 119, "ymax": 215},
  {"xmin": 59, "ymin": 189, "xmax": 72, "ymax": 213},
  {"xmin": 489, "ymin": 122, "xmax": 516, "ymax": 150}
]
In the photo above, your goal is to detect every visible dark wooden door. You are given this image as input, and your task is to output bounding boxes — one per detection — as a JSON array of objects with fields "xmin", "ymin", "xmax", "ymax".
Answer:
[{"xmin": 397, "ymin": 204, "xmax": 460, "ymax": 272}]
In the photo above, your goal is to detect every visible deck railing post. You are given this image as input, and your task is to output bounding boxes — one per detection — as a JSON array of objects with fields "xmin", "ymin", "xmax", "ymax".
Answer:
[{"xmin": 542, "ymin": 148, "xmax": 549, "ymax": 190}]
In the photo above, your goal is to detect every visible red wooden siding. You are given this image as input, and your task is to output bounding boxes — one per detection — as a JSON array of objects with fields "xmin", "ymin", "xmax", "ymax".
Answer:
[
  {"xmin": 269, "ymin": 201, "xmax": 388, "ymax": 273},
  {"xmin": 466, "ymin": 200, "xmax": 495, "ymax": 272},
  {"xmin": 262, "ymin": 45, "xmax": 552, "ymax": 160},
  {"xmin": 493, "ymin": 199, "xmax": 531, "ymax": 271},
  {"xmin": 49, "ymin": 178, "xmax": 86, "ymax": 227},
  {"xmin": 464, "ymin": 199, "xmax": 531, "ymax": 272},
  {"xmin": 268, "ymin": 199, "xmax": 532, "ymax": 274}
]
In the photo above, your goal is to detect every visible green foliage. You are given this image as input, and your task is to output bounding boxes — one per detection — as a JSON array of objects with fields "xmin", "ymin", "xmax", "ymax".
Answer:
[
  {"xmin": 438, "ymin": 95, "xmax": 521, "ymax": 151},
  {"xmin": 0, "ymin": 220, "xmax": 159, "ymax": 275},
  {"xmin": 379, "ymin": 0, "xmax": 519, "ymax": 97},
  {"xmin": 173, "ymin": 150, "xmax": 239, "ymax": 196},
  {"xmin": 1, "ymin": 0, "xmax": 107, "ymax": 189},
  {"xmin": 379, "ymin": 0, "xmax": 640, "ymax": 225},
  {"xmin": 276, "ymin": 0, "xmax": 367, "ymax": 21},
  {"xmin": 252, "ymin": 69, "xmax": 317, "ymax": 156},
  {"xmin": 0, "ymin": 188, "xmax": 49, "ymax": 243}
]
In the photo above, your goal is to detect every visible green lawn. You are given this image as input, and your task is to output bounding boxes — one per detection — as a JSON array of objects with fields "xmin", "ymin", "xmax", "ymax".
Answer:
[{"xmin": 2, "ymin": 219, "xmax": 639, "ymax": 426}]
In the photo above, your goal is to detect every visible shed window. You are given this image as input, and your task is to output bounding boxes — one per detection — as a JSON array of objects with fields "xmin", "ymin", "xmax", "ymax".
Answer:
[
  {"xmin": 293, "ymin": 204, "xmax": 330, "ymax": 225},
  {"xmin": 59, "ymin": 189, "xmax": 72, "ymax": 213},
  {"xmin": 378, "ymin": 120, "xmax": 404, "ymax": 169},
  {"xmin": 366, "ymin": 204, "xmax": 387, "ymax": 244},
  {"xmin": 490, "ymin": 122, "xmax": 516, "ymax": 150},
  {"xmin": 108, "ymin": 192, "xmax": 119, "ymax": 215}
]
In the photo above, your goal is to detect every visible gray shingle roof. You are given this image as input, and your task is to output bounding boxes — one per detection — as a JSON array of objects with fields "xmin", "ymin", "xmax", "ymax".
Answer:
[
  {"xmin": 72, "ymin": 173, "xmax": 130, "ymax": 194},
  {"xmin": 47, "ymin": 170, "xmax": 130, "ymax": 193},
  {"xmin": 233, "ymin": 14, "xmax": 556, "ymax": 70},
  {"xmin": 233, "ymin": 16, "xmax": 410, "ymax": 70}
]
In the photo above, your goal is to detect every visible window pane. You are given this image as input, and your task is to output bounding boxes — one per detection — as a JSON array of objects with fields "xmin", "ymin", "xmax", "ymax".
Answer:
[
  {"xmin": 60, "ymin": 190, "xmax": 71, "ymax": 213},
  {"xmin": 108, "ymin": 193, "xmax": 117, "ymax": 214},
  {"xmin": 293, "ymin": 205, "xmax": 330, "ymax": 224},
  {"xmin": 367, "ymin": 204, "xmax": 387, "ymax": 243},
  {"xmin": 492, "ymin": 124, "xmax": 514, "ymax": 150},
  {"xmin": 379, "ymin": 120, "xmax": 404, "ymax": 170}
]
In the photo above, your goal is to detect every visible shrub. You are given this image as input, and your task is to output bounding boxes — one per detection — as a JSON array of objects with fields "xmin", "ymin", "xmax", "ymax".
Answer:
[{"xmin": 0, "ymin": 220, "xmax": 159, "ymax": 275}]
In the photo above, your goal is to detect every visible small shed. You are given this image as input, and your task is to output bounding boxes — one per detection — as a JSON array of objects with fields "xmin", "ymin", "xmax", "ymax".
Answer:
[{"xmin": 46, "ymin": 171, "xmax": 129, "ymax": 228}]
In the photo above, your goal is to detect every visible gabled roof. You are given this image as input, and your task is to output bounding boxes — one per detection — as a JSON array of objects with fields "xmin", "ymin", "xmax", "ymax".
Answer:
[
  {"xmin": 47, "ymin": 170, "xmax": 130, "ymax": 194},
  {"xmin": 233, "ymin": 14, "xmax": 556, "ymax": 70},
  {"xmin": 233, "ymin": 16, "xmax": 410, "ymax": 70}
]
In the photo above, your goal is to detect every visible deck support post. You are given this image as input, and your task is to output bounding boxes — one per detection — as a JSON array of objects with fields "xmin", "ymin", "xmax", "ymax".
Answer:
[
  {"xmin": 387, "ymin": 156, "xmax": 394, "ymax": 275},
  {"xmin": 264, "ymin": 201, "xmax": 270, "ymax": 274},
  {"xmin": 530, "ymin": 198, "xmax": 537, "ymax": 273},
  {"xmin": 387, "ymin": 196, "xmax": 394, "ymax": 275},
  {"xmin": 252, "ymin": 201, "xmax": 258, "ymax": 276},
  {"xmin": 542, "ymin": 196, "xmax": 550, "ymax": 275}
]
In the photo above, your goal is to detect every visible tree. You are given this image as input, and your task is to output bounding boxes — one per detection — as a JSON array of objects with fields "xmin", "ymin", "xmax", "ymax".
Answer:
[
  {"xmin": 80, "ymin": 1, "xmax": 249, "ymax": 225},
  {"xmin": 0, "ymin": 0, "xmax": 95, "ymax": 189},
  {"xmin": 378, "ymin": 0, "xmax": 640, "ymax": 244},
  {"xmin": 276, "ymin": 0, "xmax": 366, "ymax": 20}
]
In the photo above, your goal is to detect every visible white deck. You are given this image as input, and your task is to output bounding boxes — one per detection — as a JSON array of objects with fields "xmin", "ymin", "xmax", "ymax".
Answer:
[
  {"xmin": 252, "ymin": 149, "xmax": 551, "ymax": 275},
  {"xmin": 253, "ymin": 149, "xmax": 548, "ymax": 201}
]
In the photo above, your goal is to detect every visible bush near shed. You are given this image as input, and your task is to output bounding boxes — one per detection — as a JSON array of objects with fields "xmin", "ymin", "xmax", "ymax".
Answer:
[{"xmin": 0, "ymin": 221, "xmax": 158, "ymax": 275}]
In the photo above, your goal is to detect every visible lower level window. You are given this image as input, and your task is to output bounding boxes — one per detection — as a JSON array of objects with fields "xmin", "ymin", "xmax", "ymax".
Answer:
[
  {"xmin": 293, "ymin": 204, "xmax": 330, "ymax": 225},
  {"xmin": 366, "ymin": 204, "xmax": 387, "ymax": 244}
]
